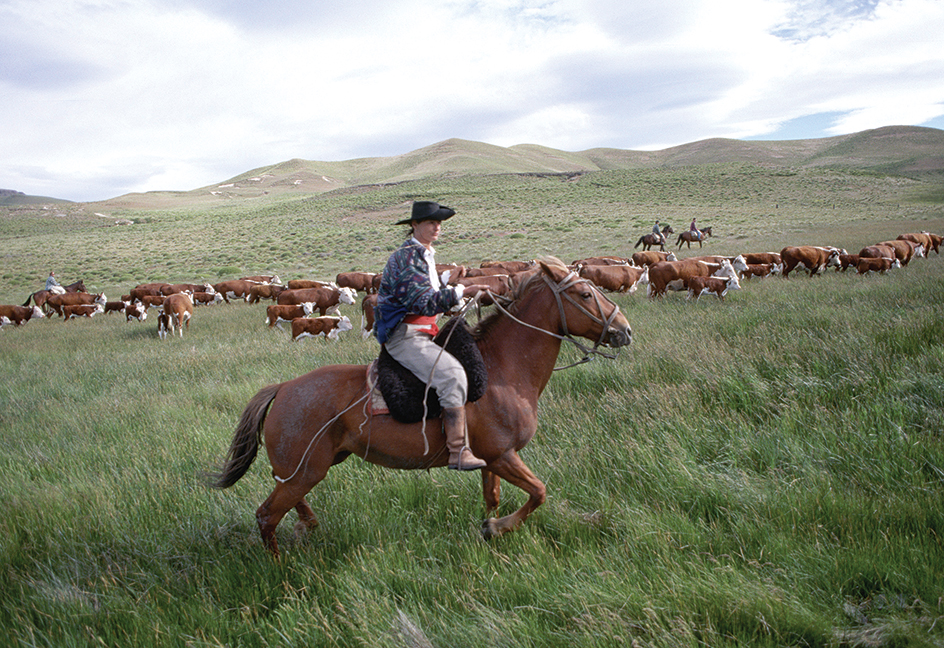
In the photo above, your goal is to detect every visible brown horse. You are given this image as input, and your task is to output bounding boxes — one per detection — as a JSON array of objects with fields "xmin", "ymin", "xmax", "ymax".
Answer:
[
  {"xmin": 211, "ymin": 258, "xmax": 632, "ymax": 556},
  {"xmin": 633, "ymin": 224, "xmax": 674, "ymax": 251},
  {"xmin": 676, "ymin": 226, "xmax": 712, "ymax": 249},
  {"xmin": 22, "ymin": 280, "xmax": 88, "ymax": 312}
]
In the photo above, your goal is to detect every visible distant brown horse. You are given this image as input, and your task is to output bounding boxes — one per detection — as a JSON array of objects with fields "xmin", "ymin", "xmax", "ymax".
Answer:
[
  {"xmin": 211, "ymin": 258, "xmax": 633, "ymax": 556},
  {"xmin": 634, "ymin": 224, "xmax": 674, "ymax": 251},
  {"xmin": 23, "ymin": 280, "xmax": 88, "ymax": 313},
  {"xmin": 676, "ymin": 226, "xmax": 712, "ymax": 249}
]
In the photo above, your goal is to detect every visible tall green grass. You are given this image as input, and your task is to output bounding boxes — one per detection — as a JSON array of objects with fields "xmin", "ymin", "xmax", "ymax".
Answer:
[{"xmin": 1, "ymin": 253, "xmax": 943, "ymax": 647}]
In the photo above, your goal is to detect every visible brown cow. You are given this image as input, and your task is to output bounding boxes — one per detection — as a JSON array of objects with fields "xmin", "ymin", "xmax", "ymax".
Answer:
[
  {"xmin": 63, "ymin": 303, "xmax": 104, "ymax": 319},
  {"xmin": 125, "ymin": 302, "xmax": 147, "ymax": 322},
  {"xmin": 898, "ymin": 232, "xmax": 941, "ymax": 255},
  {"xmin": 156, "ymin": 311, "xmax": 171, "ymax": 340},
  {"xmin": 277, "ymin": 286, "xmax": 356, "ymax": 315},
  {"xmin": 336, "ymin": 271, "xmax": 379, "ymax": 294},
  {"xmin": 570, "ymin": 256, "xmax": 630, "ymax": 268},
  {"xmin": 837, "ymin": 254, "xmax": 860, "ymax": 272},
  {"xmin": 193, "ymin": 291, "xmax": 224, "ymax": 305},
  {"xmin": 46, "ymin": 292, "xmax": 106, "ymax": 317},
  {"xmin": 103, "ymin": 300, "xmax": 129, "ymax": 314},
  {"xmin": 266, "ymin": 302, "xmax": 315, "ymax": 329},
  {"xmin": 857, "ymin": 257, "xmax": 899, "ymax": 274},
  {"xmin": 161, "ymin": 282, "xmax": 213, "ymax": 296},
  {"xmin": 213, "ymin": 280, "xmax": 255, "ymax": 303},
  {"xmin": 740, "ymin": 252, "xmax": 782, "ymax": 268},
  {"xmin": 287, "ymin": 279, "xmax": 334, "ymax": 290},
  {"xmin": 457, "ymin": 274, "xmax": 513, "ymax": 304},
  {"xmin": 631, "ymin": 251, "xmax": 677, "ymax": 267},
  {"xmin": 878, "ymin": 240, "xmax": 923, "ymax": 266},
  {"xmin": 162, "ymin": 293, "xmax": 194, "ymax": 337},
  {"xmin": 248, "ymin": 283, "xmax": 285, "ymax": 303},
  {"xmin": 129, "ymin": 283, "xmax": 170, "ymax": 302},
  {"xmin": 0, "ymin": 304, "xmax": 45, "ymax": 325},
  {"xmin": 647, "ymin": 259, "xmax": 739, "ymax": 298},
  {"xmin": 291, "ymin": 315, "xmax": 354, "ymax": 342},
  {"xmin": 739, "ymin": 263, "xmax": 777, "ymax": 279},
  {"xmin": 361, "ymin": 293, "xmax": 378, "ymax": 339},
  {"xmin": 687, "ymin": 274, "xmax": 741, "ymax": 301},
  {"xmin": 435, "ymin": 264, "xmax": 467, "ymax": 285},
  {"xmin": 479, "ymin": 260, "xmax": 535, "ymax": 273},
  {"xmin": 780, "ymin": 246, "xmax": 842, "ymax": 278},
  {"xmin": 858, "ymin": 244, "xmax": 897, "ymax": 260},
  {"xmin": 138, "ymin": 295, "xmax": 167, "ymax": 309},
  {"xmin": 577, "ymin": 264, "xmax": 648, "ymax": 293},
  {"xmin": 240, "ymin": 274, "xmax": 281, "ymax": 284}
]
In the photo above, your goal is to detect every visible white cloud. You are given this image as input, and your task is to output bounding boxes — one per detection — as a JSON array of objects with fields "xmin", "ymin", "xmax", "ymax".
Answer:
[{"xmin": 1, "ymin": 0, "xmax": 942, "ymax": 201}]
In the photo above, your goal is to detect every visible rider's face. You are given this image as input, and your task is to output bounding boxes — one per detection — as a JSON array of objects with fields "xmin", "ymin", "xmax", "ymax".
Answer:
[{"xmin": 412, "ymin": 219, "xmax": 441, "ymax": 247}]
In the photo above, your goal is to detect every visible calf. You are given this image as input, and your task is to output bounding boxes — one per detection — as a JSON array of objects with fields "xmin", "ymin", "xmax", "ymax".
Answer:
[
  {"xmin": 266, "ymin": 302, "xmax": 315, "ymax": 328},
  {"xmin": 125, "ymin": 302, "xmax": 147, "ymax": 322},
  {"xmin": 63, "ymin": 303, "xmax": 105, "ymax": 319},
  {"xmin": 0, "ymin": 304, "xmax": 44, "ymax": 325},
  {"xmin": 687, "ymin": 275, "xmax": 740, "ymax": 301},
  {"xmin": 837, "ymin": 254, "xmax": 860, "ymax": 272},
  {"xmin": 157, "ymin": 311, "xmax": 171, "ymax": 340},
  {"xmin": 857, "ymin": 257, "xmax": 899, "ymax": 275},
  {"xmin": 361, "ymin": 293, "xmax": 378, "ymax": 340},
  {"xmin": 162, "ymin": 292, "xmax": 194, "ymax": 337},
  {"xmin": 291, "ymin": 315, "xmax": 353, "ymax": 342},
  {"xmin": 739, "ymin": 263, "xmax": 776, "ymax": 279},
  {"xmin": 193, "ymin": 291, "xmax": 224, "ymax": 306},
  {"xmin": 104, "ymin": 300, "xmax": 129, "ymax": 314}
]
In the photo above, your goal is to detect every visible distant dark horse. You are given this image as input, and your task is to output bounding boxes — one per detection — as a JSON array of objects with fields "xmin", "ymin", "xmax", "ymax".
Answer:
[
  {"xmin": 634, "ymin": 224, "xmax": 674, "ymax": 251},
  {"xmin": 676, "ymin": 226, "xmax": 712, "ymax": 249},
  {"xmin": 23, "ymin": 280, "xmax": 88, "ymax": 313}
]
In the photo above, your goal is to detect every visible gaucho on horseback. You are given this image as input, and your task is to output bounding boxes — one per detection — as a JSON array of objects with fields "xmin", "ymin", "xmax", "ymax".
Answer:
[{"xmin": 374, "ymin": 201, "xmax": 492, "ymax": 470}]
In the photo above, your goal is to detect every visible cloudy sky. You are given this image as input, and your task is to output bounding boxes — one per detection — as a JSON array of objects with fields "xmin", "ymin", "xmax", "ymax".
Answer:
[{"xmin": 2, "ymin": 0, "xmax": 943, "ymax": 202}]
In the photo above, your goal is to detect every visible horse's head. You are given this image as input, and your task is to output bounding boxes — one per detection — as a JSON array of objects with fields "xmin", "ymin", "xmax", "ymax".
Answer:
[{"xmin": 537, "ymin": 258, "xmax": 632, "ymax": 350}]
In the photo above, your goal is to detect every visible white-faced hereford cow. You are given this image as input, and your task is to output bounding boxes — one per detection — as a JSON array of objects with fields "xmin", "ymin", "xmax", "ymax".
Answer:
[
  {"xmin": 779, "ymin": 246, "xmax": 842, "ymax": 278},
  {"xmin": 162, "ymin": 293, "xmax": 194, "ymax": 337},
  {"xmin": 336, "ymin": 271, "xmax": 379, "ymax": 294},
  {"xmin": 361, "ymin": 293, "xmax": 378, "ymax": 340},
  {"xmin": 277, "ymin": 286, "xmax": 356, "ymax": 316},
  {"xmin": 46, "ymin": 292, "xmax": 107, "ymax": 317},
  {"xmin": 0, "ymin": 304, "xmax": 45, "ymax": 325},
  {"xmin": 857, "ymin": 256, "xmax": 900, "ymax": 275},
  {"xmin": 739, "ymin": 263, "xmax": 778, "ymax": 279},
  {"xmin": 577, "ymin": 264, "xmax": 648, "ymax": 294},
  {"xmin": 266, "ymin": 302, "xmax": 315, "ymax": 329},
  {"xmin": 646, "ymin": 259, "xmax": 739, "ymax": 298},
  {"xmin": 878, "ymin": 240, "xmax": 924, "ymax": 266},
  {"xmin": 631, "ymin": 251, "xmax": 677, "ymax": 267},
  {"xmin": 687, "ymin": 275, "xmax": 741, "ymax": 301},
  {"xmin": 291, "ymin": 315, "xmax": 354, "ymax": 342},
  {"xmin": 213, "ymin": 280, "xmax": 255, "ymax": 303},
  {"xmin": 898, "ymin": 232, "xmax": 941, "ymax": 255},
  {"xmin": 63, "ymin": 303, "xmax": 105, "ymax": 319},
  {"xmin": 125, "ymin": 302, "xmax": 147, "ymax": 322}
]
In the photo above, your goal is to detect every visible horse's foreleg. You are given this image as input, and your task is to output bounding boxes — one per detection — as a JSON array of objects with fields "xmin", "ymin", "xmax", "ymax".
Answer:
[
  {"xmin": 481, "ymin": 452, "xmax": 546, "ymax": 540},
  {"xmin": 482, "ymin": 469, "xmax": 501, "ymax": 513}
]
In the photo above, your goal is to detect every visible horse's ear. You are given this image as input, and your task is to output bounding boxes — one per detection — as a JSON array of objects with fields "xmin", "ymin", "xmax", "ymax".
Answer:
[{"xmin": 538, "ymin": 259, "xmax": 570, "ymax": 283}]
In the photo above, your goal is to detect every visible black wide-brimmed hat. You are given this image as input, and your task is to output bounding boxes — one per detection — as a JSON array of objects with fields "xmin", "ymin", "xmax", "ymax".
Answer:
[{"xmin": 395, "ymin": 201, "xmax": 456, "ymax": 225}]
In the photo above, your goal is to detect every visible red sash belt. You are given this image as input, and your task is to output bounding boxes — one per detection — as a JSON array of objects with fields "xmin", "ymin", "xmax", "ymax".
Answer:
[{"xmin": 403, "ymin": 314, "xmax": 439, "ymax": 336}]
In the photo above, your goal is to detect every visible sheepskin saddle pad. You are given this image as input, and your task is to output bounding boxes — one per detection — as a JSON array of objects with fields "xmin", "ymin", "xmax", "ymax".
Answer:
[{"xmin": 375, "ymin": 317, "xmax": 488, "ymax": 424}]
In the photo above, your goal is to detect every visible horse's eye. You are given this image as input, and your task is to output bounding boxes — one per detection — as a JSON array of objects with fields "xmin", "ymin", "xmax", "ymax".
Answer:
[{"xmin": 580, "ymin": 291, "xmax": 592, "ymax": 300}]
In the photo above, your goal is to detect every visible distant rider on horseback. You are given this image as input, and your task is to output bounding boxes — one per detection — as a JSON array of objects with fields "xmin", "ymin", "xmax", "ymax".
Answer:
[
  {"xmin": 45, "ymin": 271, "xmax": 65, "ymax": 295},
  {"xmin": 374, "ymin": 201, "xmax": 491, "ymax": 470},
  {"xmin": 690, "ymin": 218, "xmax": 702, "ymax": 241}
]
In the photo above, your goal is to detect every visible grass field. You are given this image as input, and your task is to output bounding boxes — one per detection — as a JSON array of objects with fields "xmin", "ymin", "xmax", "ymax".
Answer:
[{"xmin": 1, "ymin": 163, "xmax": 944, "ymax": 647}]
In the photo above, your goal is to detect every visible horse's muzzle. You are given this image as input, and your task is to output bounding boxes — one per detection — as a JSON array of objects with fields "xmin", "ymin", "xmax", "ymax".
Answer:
[{"xmin": 606, "ymin": 323, "xmax": 632, "ymax": 348}]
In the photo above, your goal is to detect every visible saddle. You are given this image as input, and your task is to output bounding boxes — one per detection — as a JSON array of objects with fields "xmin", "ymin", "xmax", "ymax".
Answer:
[{"xmin": 370, "ymin": 317, "xmax": 488, "ymax": 424}]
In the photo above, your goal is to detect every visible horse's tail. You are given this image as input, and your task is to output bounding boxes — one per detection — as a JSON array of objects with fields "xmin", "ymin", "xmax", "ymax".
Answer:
[
  {"xmin": 208, "ymin": 382, "xmax": 281, "ymax": 489},
  {"xmin": 633, "ymin": 236, "xmax": 644, "ymax": 249},
  {"xmin": 22, "ymin": 292, "xmax": 34, "ymax": 307}
]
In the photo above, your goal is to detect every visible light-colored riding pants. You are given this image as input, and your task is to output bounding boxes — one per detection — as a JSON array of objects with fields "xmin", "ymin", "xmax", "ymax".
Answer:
[{"xmin": 383, "ymin": 323, "xmax": 467, "ymax": 409}]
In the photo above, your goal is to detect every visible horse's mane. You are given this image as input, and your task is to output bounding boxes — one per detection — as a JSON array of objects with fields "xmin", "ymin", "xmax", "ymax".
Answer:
[{"xmin": 471, "ymin": 256, "xmax": 568, "ymax": 340}]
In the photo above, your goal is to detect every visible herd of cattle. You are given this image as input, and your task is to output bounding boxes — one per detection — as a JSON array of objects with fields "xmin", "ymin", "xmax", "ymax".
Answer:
[{"xmin": 1, "ymin": 230, "xmax": 940, "ymax": 340}]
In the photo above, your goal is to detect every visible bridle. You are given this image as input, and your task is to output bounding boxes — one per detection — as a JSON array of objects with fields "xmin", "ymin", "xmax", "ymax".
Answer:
[{"xmin": 482, "ymin": 270, "xmax": 626, "ymax": 370}]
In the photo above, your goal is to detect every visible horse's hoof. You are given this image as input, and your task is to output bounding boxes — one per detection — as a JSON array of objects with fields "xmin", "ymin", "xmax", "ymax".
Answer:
[{"xmin": 481, "ymin": 518, "xmax": 499, "ymax": 540}]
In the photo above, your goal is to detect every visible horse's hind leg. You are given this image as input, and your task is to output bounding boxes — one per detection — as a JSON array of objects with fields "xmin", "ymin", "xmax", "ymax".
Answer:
[
  {"xmin": 481, "ymin": 452, "xmax": 546, "ymax": 540},
  {"xmin": 256, "ymin": 481, "xmax": 320, "ymax": 556},
  {"xmin": 293, "ymin": 497, "xmax": 319, "ymax": 538}
]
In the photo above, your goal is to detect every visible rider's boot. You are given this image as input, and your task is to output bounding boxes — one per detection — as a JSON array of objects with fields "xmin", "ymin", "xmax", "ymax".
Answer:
[{"xmin": 444, "ymin": 406, "xmax": 487, "ymax": 470}]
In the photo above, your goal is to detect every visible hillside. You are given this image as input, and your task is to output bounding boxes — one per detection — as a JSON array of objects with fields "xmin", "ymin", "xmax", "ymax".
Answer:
[{"xmin": 84, "ymin": 125, "xmax": 944, "ymax": 209}]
